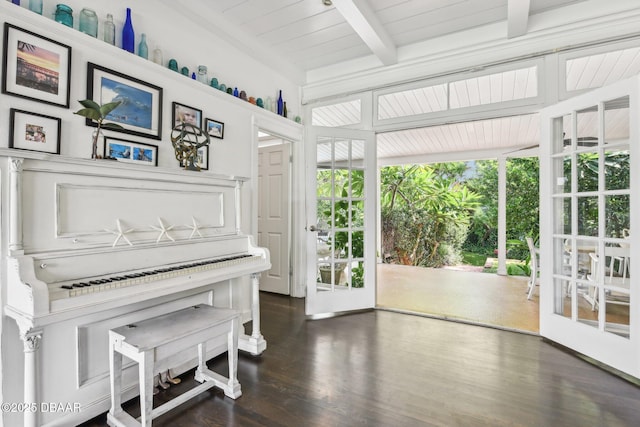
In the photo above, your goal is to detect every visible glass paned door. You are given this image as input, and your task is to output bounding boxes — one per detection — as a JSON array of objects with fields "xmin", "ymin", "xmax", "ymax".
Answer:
[
  {"xmin": 540, "ymin": 76, "xmax": 638, "ymax": 378},
  {"xmin": 306, "ymin": 127, "xmax": 375, "ymax": 316}
]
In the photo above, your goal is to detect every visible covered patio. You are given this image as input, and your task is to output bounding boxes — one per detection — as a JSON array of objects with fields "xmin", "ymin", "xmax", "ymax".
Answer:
[{"xmin": 376, "ymin": 263, "xmax": 623, "ymax": 334}]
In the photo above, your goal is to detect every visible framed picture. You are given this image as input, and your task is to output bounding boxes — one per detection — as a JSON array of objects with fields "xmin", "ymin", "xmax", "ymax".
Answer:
[
  {"xmin": 86, "ymin": 62, "xmax": 163, "ymax": 140},
  {"xmin": 195, "ymin": 145, "xmax": 209, "ymax": 170},
  {"xmin": 9, "ymin": 109, "xmax": 61, "ymax": 154},
  {"xmin": 172, "ymin": 102, "xmax": 202, "ymax": 134},
  {"xmin": 205, "ymin": 118, "xmax": 224, "ymax": 139},
  {"xmin": 104, "ymin": 136, "xmax": 158, "ymax": 166},
  {"xmin": 178, "ymin": 145, "xmax": 209, "ymax": 171},
  {"xmin": 2, "ymin": 23, "xmax": 72, "ymax": 108}
]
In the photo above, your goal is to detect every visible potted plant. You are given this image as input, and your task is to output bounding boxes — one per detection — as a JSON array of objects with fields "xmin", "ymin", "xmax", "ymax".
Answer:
[{"xmin": 74, "ymin": 100, "xmax": 123, "ymax": 159}]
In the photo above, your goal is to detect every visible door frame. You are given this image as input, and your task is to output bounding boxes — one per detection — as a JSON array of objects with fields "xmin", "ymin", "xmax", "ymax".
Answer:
[{"xmin": 251, "ymin": 115, "xmax": 305, "ymax": 297}]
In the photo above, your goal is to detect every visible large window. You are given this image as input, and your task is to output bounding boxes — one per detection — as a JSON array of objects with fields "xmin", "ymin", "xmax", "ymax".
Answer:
[
  {"xmin": 565, "ymin": 46, "xmax": 640, "ymax": 92},
  {"xmin": 374, "ymin": 64, "xmax": 540, "ymax": 124}
]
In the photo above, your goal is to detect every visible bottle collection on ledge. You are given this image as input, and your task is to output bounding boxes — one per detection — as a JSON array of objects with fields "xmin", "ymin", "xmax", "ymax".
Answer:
[{"xmin": 8, "ymin": 0, "xmax": 301, "ymax": 123}]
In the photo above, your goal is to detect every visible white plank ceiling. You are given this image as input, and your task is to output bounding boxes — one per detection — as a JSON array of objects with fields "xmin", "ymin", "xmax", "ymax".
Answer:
[
  {"xmin": 167, "ymin": 0, "xmax": 585, "ymax": 74},
  {"xmin": 168, "ymin": 0, "xmax": 638, "ymax": 161}
]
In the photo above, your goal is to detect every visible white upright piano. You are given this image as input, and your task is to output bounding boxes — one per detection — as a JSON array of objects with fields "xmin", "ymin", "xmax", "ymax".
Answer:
[{"xmin": 1, "ymin": 151, "xmax": 269, "ymax": 426}]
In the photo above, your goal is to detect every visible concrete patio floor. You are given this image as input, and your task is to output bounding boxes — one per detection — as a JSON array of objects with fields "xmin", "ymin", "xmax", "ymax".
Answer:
[
  {"xmin": 376, "ymin": 263, "xmax": 541, "ymax": 333},
  {"xmin": 376, "ymin": 263, "xmax": 630, "ymax": 335}
]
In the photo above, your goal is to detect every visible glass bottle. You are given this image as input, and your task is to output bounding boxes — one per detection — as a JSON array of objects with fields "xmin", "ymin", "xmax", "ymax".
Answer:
[
  {"xmin": 54, "ymin": 4, "xmax": 73, "ymax": 28},
  {"xmin": 28, "ymin": 0, "xmax": 43, "ymax": 14},
  {"xmin": 152, "ymin": 46, "xmax": 163, "ymax": 65},
  {"xmin": 277, "ymin": 90, "xmax": 284, "ymax": 116},
  {"xmin": 196, "ymin": 66, "xmax": 208, "ymax": 84},
  {"xmin": 11, "ymin": 0, "xmax": 20, "ymax": 5},
  {"xmin": 121, "ymin": 8, "xmax": 135, "ymax": 53},
  {"xmin": 283, "ymin": 101, "xmax": 288, "ymax": 118},
  {"xmin": 103, "ymin": 14, "xmax": 116, "ymax": 45},
  {"xmin": 138, "ymin": 33, "xmax": 148, "ymax": 59},
  {"xmin": 79, "ymin": 8, "xmax": 98, "ymax": 38}
]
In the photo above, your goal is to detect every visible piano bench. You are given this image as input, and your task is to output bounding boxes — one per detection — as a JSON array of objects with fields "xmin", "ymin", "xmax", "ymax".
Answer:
[{"xmin": 107, "ymin": 305, "xmax": 242, "ymax": 427}]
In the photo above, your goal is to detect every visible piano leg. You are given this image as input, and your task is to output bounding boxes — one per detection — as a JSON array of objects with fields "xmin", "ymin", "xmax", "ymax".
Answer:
[
  {"xmin": 21, "ymin": 328, "xmax": 42, "ymax": 427},
  {"xmin": 238, "ymin": 273, "xmax": 267, "ymax": 355}
]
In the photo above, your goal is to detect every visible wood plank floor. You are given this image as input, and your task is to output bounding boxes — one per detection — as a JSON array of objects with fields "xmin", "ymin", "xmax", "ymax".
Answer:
[{"xmin": 81, "ymin": 292, "xmax": 640, "ymax": 427}]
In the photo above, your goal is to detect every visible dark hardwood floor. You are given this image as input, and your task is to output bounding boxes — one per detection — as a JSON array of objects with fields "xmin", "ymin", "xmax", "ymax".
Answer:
[{"xmin": 81, "ymin": 292, "xmax": 640, "ymax": 427}]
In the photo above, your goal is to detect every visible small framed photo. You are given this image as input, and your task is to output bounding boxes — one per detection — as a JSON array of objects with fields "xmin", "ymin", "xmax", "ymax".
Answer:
[
  {"xmin": 205, "ymin": 118, "xmax": 224, "ymax": 139},
  {"xmin": 2, "ymin": 23, "xmax": 72, "ymax": 108},
  {"xmin": 172, "ymin": 102, "xmax": 202, "ymax": 133},
  {"xmin": 196, "ymin": 145, "xmax": 209, "ymax": 170},
  {"xmin": 104, "ymin": 136, "xmax": 158, "ymax": 166},
  {"xmin": 178, "ymin": 145, "xmax": 209, "ymax": 170},
  {"xmin": 9, "ymin": 109, "xmax": 61, "ymax": 154},
  {"xmin": 87, "ymin": 62, "xmax": 163, "ymax": 140}
]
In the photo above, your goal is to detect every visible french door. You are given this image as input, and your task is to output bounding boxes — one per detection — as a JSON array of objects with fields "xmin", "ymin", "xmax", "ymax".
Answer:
[
  {"xmin": 539, "ymin": 76, "xmax": 639, "ymax": 377},
  {"xmin": 305, "ymin": 127, "xmax": 376, "ymax": 316}
]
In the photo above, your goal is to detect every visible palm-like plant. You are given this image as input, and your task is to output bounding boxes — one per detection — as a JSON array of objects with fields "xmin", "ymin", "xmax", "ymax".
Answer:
[{"xmin": 74, "ymin": 100, "xmax": 123, "ymax": 159}]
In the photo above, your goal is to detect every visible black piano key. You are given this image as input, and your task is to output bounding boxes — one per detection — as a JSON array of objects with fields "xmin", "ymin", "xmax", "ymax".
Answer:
[{"xmin": 61, "ymin": 285, "xmax": 73, "ymax": 289}]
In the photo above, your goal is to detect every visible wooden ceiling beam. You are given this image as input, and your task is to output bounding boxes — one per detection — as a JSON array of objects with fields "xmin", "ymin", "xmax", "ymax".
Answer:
[
  {"xmin": 332, "ymin": 0, "xmax": 397, "ymax": 66},
  {"xmin": 507, "ymin": 0, "xmax": 531, "ymax": 38}
]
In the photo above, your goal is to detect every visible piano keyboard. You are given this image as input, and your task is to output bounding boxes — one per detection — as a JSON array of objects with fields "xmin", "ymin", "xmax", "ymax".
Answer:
[{"xmin": 58, "ymin": 254, "xmax": 259, "ymax": 298}]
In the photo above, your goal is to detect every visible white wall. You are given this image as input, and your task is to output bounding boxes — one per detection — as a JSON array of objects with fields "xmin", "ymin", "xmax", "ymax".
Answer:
[
  {"xmin": 12, "ymin": 0, "xmax": 301, "ymax": 115},
  {"xmin": 0, "ymin": 2, "xmax": 303, "ymax": 425}
]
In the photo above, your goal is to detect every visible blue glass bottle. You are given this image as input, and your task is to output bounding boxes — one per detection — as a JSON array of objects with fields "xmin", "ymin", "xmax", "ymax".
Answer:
[
  {"xmin": 122, "ymin": 8, "xmax": 135, "ymax": 53},
  {"xmin": 277, "ymin": 90, "xmax": 284, "ymax": 116},
  {"xmin": 11, "ymin": 0, "xmax": 20, "ymax": 5}
]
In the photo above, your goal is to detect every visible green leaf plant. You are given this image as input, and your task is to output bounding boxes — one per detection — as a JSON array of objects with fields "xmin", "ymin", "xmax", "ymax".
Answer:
[{"xmin": 74, "ymin": 100, "xmax": 123, "ymax": 159}]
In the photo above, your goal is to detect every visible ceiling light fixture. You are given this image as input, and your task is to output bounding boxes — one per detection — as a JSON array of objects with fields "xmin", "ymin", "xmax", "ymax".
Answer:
[{"xmin": 323, "ymin": 0, "xmax": 333, "ymax": 6}]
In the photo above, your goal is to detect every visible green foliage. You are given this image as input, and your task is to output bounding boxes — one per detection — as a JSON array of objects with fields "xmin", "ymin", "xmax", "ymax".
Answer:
[
  {"xmin": 381, "ymin": 164, "xmax": 480, "ymax": 267},
  {"xmin": 572, "ymin": 151, "xmax": 629, "ymax": 238},
  {"xmin": 464, "ymin": 158, "xmax": 540, "ymax": 260},
  {"xmin": 316, "ymin": 168, "xmax": 365, "ymax": 287},
  {"xmin": 461, "ymin": 251, "xmax": 488, "ymax": 267},
  {"xmin": 74, "ymin": 100, "xmax": 124, "ymax": 130}
]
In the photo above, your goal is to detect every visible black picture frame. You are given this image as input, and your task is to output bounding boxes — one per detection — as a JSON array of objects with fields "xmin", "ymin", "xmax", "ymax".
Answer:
[
  {"xmin": 172, "ymin": 102, "xmax": 202, "ymax": 134},
  {"xmin": 86, "ymin": 62, "xmax": 163, "ymax": 140},
  {"xmin": 104, "ymin": 136, "xmax": 158, "ymax": 166},
  {"xmin": 2, "ymin": 23, "xmax": 72, "ymax": 108},
  {"xmin": 9, "ymin": 108, "xmax": 61, "ymax": 154},
  {"xmin": 177, "ymin": 145, "xmax": 209, "ymax": 171},
  {"xmin": 205, "ymin": 118, "xmax": 224, "ymax": 139},
  {"xmin": 196, "ymin": 145, "xmax": 209, "ymax": 170}
]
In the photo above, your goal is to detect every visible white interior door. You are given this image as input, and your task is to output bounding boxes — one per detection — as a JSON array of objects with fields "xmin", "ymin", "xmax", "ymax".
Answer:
[
  {"xmin": 539, "ymin": 75, "xmax": 639, "ymax": 378},
  {"xmin": 258, "ymin": 142, "xmax": 291, "ymax": 294},
  {"xmin": 305, "ymin": 127, "xmax": 376, "ymax": 316}
]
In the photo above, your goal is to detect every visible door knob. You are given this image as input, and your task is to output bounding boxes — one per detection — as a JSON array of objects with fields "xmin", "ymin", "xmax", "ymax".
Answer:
[{"xmin": 309, "ymin": 225, "xmax": 318, "ymax": 232}]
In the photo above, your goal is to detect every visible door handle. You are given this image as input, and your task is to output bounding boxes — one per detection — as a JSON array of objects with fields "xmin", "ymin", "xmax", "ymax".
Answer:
[{"xmin": 309, "ymin": 225, "xmax": 318, "ymax": 232}]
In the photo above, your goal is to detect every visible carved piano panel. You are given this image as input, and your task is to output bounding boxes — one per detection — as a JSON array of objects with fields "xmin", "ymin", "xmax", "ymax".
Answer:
[{"xmin": 20, "ymin": 156, "xmax": 238, "ymax": 253}]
